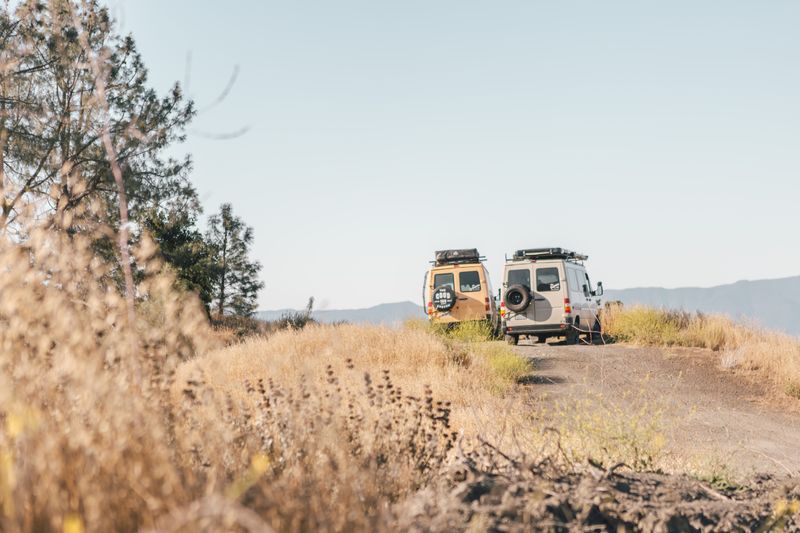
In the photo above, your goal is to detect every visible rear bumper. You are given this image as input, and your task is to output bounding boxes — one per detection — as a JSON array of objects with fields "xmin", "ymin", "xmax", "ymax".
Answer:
[
  {"xmin": 430, "ymin": 316, "xmax": 494, "ymax": 326},
  {"xmin": 503, "ymin": 318, "xmax": 573, "ymax": 336}
]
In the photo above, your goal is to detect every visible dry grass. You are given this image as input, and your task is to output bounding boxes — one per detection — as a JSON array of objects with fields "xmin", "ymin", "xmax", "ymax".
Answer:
[
  {"xmin": 602, "ymin": 305, "xmax": 800, "ymax": 398},
  {"xmin": 181, "ymin": 322, "xmax": 532, "ymax": 437},
  {"xmin": 0, "ymin": 223, "xmax": 538, "ymax": 531},
  {"xmin": 3, "ymin": 222, "xmax": 794, "ymax": 531}
]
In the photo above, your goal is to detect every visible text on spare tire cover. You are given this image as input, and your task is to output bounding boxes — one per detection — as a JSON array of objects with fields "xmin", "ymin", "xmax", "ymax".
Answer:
[{"xmin": 432, "ymin": 286, "xmax": 456, "ymax": 311}]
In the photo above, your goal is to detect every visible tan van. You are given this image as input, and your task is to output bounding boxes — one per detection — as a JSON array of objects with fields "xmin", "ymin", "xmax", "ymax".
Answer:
[
  {"xmin": 501, "ymin": 248, "xmax": 603, "ymax": 345},
  {"xmin": 423, "ymin": 249, "xmax": 499, "ymax": 333}
]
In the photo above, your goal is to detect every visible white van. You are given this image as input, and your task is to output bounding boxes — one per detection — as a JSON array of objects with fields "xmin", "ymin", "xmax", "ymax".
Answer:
[{"xmin": 500, "ymin": 248, "xmax": 603, "ymax": 345}]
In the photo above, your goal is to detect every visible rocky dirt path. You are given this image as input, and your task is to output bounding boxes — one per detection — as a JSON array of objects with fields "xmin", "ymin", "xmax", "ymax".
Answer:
[{"xmin": 515, "ymin": 340, "xmax": 800, "ymax": 477}]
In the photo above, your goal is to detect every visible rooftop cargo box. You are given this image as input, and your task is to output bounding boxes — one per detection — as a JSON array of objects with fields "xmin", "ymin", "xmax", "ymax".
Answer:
[{"xmin": 434, "ymin": 249, "xmax": 482, "ymax": 265}]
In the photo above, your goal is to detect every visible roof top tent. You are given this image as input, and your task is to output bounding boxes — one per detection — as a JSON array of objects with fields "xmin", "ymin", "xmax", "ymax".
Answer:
[
  {"xmin": 433, "ymin": 248, "xmax": 484, "ymax": 266},
  {"xmin": 511, "ymin": 247, "xmax": 588, "ymax": 262}
]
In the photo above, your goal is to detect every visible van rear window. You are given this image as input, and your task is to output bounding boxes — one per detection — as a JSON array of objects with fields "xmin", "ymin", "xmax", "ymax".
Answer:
[
  {"xmin": 459, "ymin": 271, "xmax": 481, "ymax": 292},
  {"xmin": 536, "ymin": 268, "xmax": 561, "ymax": 292},
  {"xmin": 433, "ymin": 273, "xmax": 454, "ymax": 289},
  {"xmin": 507, "ymin": 269, "xmax": 530, "ymax": 289}
]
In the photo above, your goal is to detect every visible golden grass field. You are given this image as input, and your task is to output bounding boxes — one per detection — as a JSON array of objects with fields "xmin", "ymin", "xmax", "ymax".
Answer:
[{"xmin": 1, "ymin": 226, "xmax": 799, "ymax": 531}]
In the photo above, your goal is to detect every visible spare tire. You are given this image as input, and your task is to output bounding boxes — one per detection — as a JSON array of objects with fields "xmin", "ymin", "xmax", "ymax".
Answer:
[
  {"xmin": 505, "ymin": 284, "xmax": 531, "ymax": 313},
  {"xmin": 432, "ymin": 286, "xmax": 456, "ymax": 312}
]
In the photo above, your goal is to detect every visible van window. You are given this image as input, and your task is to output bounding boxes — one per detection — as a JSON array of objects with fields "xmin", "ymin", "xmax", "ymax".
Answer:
[
  {"xmin": 569, "ymin": 269, "xmax": 582, "ymax": 293},
  {"xmin": 584, "ymin": 273, "xmax": 594, "ymax": 296},
  {"xmin": 459, "ymin": 271, "xmax": 481, "ymax": 292},
  {"xmin": 507, "ymin": 269, "xmax": 530, "ymax": 289},
  {"xmin": 433, "ymin": 273, "xmax": 454, "ymax": 289},
  {"xmin": 536, "ymin": 268, "xmax": 561, "ymax": 292}
]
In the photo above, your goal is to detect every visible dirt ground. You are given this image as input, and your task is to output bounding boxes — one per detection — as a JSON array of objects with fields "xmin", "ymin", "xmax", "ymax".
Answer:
[
  {"xmin": 398, "ymin": 341, "xmax": 800, "ymax": 531},
  {"xmin": 514, "ymin": 339, "xmax": 800, "ymax": 477}
]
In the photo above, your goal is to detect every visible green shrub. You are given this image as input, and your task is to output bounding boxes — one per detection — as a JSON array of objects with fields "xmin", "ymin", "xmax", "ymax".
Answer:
[{"xmin": 477, "ymin": 343, "xmax": 533, "ymax": 392}]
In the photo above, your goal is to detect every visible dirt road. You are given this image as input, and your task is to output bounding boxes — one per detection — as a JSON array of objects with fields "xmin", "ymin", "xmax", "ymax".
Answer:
[{"xmin": 515, "ymin": 340, "xmax": 800, "ymax": 477}]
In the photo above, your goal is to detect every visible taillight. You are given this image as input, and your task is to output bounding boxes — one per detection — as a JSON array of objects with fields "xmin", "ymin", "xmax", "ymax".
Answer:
[
  {"xmin": 564, "ymin": 298, "xmax": 572, "ymax": 314},
  {"xmin": 484, "ymin": 297, "xmax": 490, "ymax": 312},
  {"xmin": 500, "ymin": 301, "xmax": 506, "ymax": 317},
  {"xmin": 427, "ymin": 301, "xmax": 433, "ymax": 315}
]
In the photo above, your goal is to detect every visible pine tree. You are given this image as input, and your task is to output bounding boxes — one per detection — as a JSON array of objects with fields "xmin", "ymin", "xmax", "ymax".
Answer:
[
  {"xmin": 0, "ymin": 0, "xmax": 198, "ymax": 232},
  {"xmin": 142, "ymin": 209, "xmax": 216, "ymax": 312},
  {"xmin": 206, "ymin": 203, "xmax": 264, "ymax": 317}
]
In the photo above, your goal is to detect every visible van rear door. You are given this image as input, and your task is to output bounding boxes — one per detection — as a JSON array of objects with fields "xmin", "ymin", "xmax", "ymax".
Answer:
[
  {"xmin": 533, "ymin": 265, "xmax": 564, "ymax": 322},
  {"xmin": 452, "ymin": 269, "xmax": 486, "ymax": 320}
]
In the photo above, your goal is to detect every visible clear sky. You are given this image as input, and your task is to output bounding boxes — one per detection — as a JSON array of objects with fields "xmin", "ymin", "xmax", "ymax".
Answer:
[{"xmin": 109, "ymin": 1, "xmax": 799, "ymax": 310}]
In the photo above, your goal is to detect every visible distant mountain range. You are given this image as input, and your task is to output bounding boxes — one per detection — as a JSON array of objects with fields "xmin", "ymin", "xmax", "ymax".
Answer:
[
  {"xmin": 257, "ymin": 301, "xmax": 425, "ymax": 325},
  {"xmin": 258, "ymin": 276, "xmax": 800, "ymax": 335},
  {"xmin": 604, "ymin": 275, "xmax": 800, "ymax": 336}
]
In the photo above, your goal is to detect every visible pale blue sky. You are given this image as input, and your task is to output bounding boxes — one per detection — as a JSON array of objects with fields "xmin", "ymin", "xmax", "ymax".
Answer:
[{"xmin": 110, "ymin": 1, "xmax": 799, "ymax": 310}]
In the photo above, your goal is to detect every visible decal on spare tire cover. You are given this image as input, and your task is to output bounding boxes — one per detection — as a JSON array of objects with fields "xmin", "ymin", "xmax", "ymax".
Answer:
[{"xmin": 433, "ymin": 286, "xmax": 455, "ymax": 311}]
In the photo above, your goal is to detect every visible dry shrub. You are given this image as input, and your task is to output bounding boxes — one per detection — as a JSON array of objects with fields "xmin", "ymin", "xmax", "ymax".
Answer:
[
  {"xmin": 178, "ymin": 324, "xmax": 529, "ymax": 438},
  {"xmin": 0, "ymin": 223, "xmax": 214, "ymax": 532},
  {"xmin": 602, "ymin": 305, "xmax": 800, "ymax": 398},
  {"xmin": 170, "ymin": 368, "xmax": 456, "ymax": 531},
  {"xmin": 601, "ymin": 306, "xmax": 683, "ymax": 346}
]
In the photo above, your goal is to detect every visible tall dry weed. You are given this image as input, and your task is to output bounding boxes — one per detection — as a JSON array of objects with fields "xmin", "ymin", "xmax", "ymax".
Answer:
[{"xmin": 0, "ymin": 221, "xmax": 215, "ymax": 531}]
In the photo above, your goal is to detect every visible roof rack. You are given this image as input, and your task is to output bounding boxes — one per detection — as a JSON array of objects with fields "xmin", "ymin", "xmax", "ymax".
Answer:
[
  {"xmin": 433, "ymin": 248, "xmax": 484, "ymax": 265},
  {"xmin": 511, "ymin": 247, "xmax": 588, "ymax": 261}
]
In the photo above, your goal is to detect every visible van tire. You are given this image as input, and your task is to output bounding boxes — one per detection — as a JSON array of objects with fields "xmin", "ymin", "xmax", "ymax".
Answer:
[
  {"xmin": 591, "ymin": 320, "xmax": 602, "ymax": 344},
  {"xmin": 505, "ymin": 334, "xmax": 518, "ymax": 346},
  {"xmin": 504, "ymin": 284, "xmax": 531, "ymax": 313},
  {"xmin": 565, "ymin": 329, "xmax": 579, "ymax": 345},
  {"xmin": 566, "ymin": 319, "xmax": 580, "ymax": 345}
]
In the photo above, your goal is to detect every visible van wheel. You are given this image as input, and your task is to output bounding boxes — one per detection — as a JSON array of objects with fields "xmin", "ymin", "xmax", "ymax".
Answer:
[
  {"xmin": 591, "ymin": 320, "xmax": 602, "ymax": 343},
  {"xmin": 566, "ymin": 320, "xmax": 580, "ymax": 345},
  {"xmin": 565, "ymin": 329, "xmax": 579, "ymax": 345},
  {"xmin": 505, "ymin": 334, "xmax": 518, "ymax": 346}
]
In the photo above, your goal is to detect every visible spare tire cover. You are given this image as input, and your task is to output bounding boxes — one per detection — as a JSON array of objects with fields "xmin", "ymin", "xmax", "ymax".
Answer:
[
  {"xmin": 505, "ymin": 284, "xmax": 531, "ymax": 313},
  {"xmin": 432, "ymin": 286, "xmax": 456, "ymax": 311}
]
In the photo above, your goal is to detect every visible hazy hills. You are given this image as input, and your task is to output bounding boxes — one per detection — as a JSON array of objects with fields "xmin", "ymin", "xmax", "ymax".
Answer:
[
  {"xmin": 258, "ymin": 276, "xmax": 800, "ymax": 335},
  {"xmin": 257, "ymin": 301, "xmax": 426, "ymax": 325},
  {"xmin": 603, "ymin": 275, "xmax": 800, "ymax": 336}
]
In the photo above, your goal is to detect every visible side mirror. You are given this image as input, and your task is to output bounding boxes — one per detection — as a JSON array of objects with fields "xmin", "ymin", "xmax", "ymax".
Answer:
[{"xmin": 596, "ymin": 282, "xmax": 604, "ymax": 296}]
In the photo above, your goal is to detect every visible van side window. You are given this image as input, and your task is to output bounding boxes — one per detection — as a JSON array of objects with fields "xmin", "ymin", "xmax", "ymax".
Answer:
[
  {"xmin": 507, "ymin": 269, "xmax": 530, "ymax": 289},
  {"xmin": 569, "ymin": 270, "xmax": 581, "ymax": 294},
  {"xmin": 459, "ymin": 271, "xmax": 481, "ymax": 292},
  {"xmin": 433, "ymin": 273, "xmax": 454, "ymax": 290},
  {"xmin": 584, "ymin": 273, "xmax": 594, "ymax": 296},
  {"xmin": 536, "ymin": 268, "xmax": 561, "ymax": 292}
]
